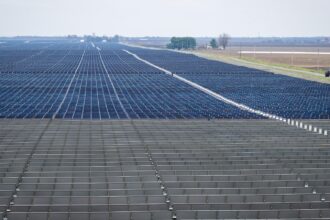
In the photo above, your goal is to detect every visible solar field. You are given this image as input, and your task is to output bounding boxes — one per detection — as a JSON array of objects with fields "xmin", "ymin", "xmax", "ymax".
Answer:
[
  {"xmin": 124, "ymin": 47, "xmax": 330, "ymax": 119},
  {"xmin": 0, "ymin": 41, "xmax": 262, "ymax": 120},
  {"xmin": 0, "ymin": 39, "xmax": 330, "ymax": 220}
]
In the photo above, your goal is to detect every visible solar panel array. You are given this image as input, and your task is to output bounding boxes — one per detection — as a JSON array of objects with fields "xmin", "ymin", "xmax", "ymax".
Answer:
[
  {"xmin": 125, "ymin": 46, "xmax": 330, "ymax": 119},
  {"xmin": 0, "ymin": 41, "xmax": 261, "ymax": 119},
  {"xmin": 1, "ymin": 39, "xmax": 330, "ymax": 220},
  {"xmin": 1, "ymin": 119, "xmax": 330, "ymax": 220}
]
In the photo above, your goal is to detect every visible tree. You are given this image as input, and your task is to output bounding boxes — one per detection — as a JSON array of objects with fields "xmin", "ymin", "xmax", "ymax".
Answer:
[
  {"xmin": 112, "ymin": 35, "xmax": 120, "ymax": 43},
  {"xmin": 218, "ymin": 33, "xmax": 230, "ymax": 50},
  {"xmin": 210, "ymin": 39, "xmax": 218, "ymax": 49},
  {"xmin": 167, "ymin": 37, "xmax": 196, "ymax": 50}
]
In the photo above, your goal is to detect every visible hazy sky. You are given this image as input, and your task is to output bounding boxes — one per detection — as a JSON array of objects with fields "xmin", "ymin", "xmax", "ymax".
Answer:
[{"xmin": 0, "ymin": 0, "xmax": 329, "ymax": 37}]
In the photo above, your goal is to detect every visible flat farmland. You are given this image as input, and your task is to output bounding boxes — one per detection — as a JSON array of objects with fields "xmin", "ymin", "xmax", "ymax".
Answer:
[{"xmin": 197, "ymin": 46, "xmax": 330, "ymax": 71}]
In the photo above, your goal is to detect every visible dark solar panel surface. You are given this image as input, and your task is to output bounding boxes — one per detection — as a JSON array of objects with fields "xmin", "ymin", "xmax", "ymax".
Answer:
[
  {"xmin": 125, "ymin": 46, "xmax": 330, "ymax": 119},
  {"xmin": 0, "ymin": 119, "xmax": 329, "ymax": 220},
  {"xmin": 0, "ymin": 41, "xmax": 261, "ymax": 119},
  {"xmin": 1, "ymin": 40, "xmax": 330, "ymax": 220}
]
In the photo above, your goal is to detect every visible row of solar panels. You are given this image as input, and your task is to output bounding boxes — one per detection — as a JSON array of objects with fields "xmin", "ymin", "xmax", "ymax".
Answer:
[
  {"xmin": 1, "ymin": 40, "xmax": 329, "ymax": 119},
  {"xmin": 0, "ymin": 41, "xmax": 262, "ymax": 119},
  {"xmin": 123, "ymin": 44, "xmax": 330, "ymax": 119},
  {"xmin": 1, "ymin": 119, "xmax": 329, "ymax": 219}
]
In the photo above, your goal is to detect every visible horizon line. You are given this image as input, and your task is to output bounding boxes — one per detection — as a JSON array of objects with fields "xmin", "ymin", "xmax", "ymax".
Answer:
[{"xmin": 1, "ymin": 35, "xmax": 330, "ymax": 38}]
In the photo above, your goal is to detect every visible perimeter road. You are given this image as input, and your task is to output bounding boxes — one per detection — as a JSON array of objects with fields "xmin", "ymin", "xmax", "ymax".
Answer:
[{"xmin": 123, "ymin": 49, "xmax": 328, "ymax": 136}]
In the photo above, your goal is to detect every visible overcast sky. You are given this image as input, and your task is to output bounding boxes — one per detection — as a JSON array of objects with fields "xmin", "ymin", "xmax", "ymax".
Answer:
[{"xmin": 0, "ymin": 0, "xmax": 329, "ymax": 37}]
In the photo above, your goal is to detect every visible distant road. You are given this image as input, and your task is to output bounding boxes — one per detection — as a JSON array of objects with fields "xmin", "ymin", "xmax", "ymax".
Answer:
[{"xmin": 240, "ymin": 51, "xmax": 330, "ymax": 55}]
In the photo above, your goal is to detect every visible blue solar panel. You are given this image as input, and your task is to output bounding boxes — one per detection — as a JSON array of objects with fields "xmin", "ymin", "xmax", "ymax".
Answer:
[
  {"xmin": 0, "ymin": 40, "xmax": 261, "ymax": 119},
  {"xmin": 125, "ymin": 46, "xmax": 330, "ymax": 119}
]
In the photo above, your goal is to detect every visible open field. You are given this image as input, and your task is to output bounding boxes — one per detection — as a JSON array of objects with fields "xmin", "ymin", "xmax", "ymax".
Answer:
[
  {"xmin": 1, "ymin": 39, "xmax": 330, "ymax": 220},
  {"xmin": 189, "ymin": 47, "xmax": 330, "ymax": 84},
  {"xmin": 200, "ymin": 46, "xmax": 330, "ymax": 71}
]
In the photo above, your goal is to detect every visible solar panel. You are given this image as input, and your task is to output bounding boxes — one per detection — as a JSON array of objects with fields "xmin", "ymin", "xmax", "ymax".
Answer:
[
  {"xmin": 1, "ymin": 39, "xmax": 330, "ymax": 220},
  {"xmin": 125, "ymin": 46, "xmax": 330, "ymax": 119},
  {"xmin": 0, "ymin": 41, "xmax": 261, "ymax": 119},
  {"xmin": 1, "ymin": 119, "xmax": 329, "ymax": 219}
]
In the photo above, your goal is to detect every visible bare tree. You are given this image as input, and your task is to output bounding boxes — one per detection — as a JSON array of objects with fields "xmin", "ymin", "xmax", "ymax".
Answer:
[{"xmin": 218, "ymin": 33, "xmax": 230, "ymax": 50}]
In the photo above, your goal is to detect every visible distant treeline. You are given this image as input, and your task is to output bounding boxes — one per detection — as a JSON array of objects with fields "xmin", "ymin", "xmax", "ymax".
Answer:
[
  {"xmin": 167, "ymin": 37, "xmax": 196, "ymax": 49},
  {"xmin": 124, "ymin": 37, "xmax": 330, "ymax": 47}
]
